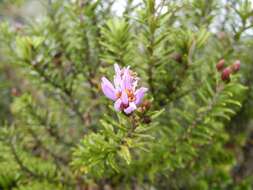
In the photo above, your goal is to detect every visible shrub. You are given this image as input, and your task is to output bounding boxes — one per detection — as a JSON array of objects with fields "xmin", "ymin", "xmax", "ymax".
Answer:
[{"xmin": 0, "ymin": 0, "xmax": 253, "ymax": 189}]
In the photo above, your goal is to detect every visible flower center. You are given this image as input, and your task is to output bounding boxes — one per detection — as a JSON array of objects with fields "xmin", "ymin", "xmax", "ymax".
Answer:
[
  {"xmin": 116, "ymin": 92, "xmax": 121, "ymax": 98},
  {"xmin": 126, "ymin": 89, "xmax": 136, "ymax": 102}
]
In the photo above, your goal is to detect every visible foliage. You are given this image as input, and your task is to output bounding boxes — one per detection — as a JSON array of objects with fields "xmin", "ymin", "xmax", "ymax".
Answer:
[{"xmin": 0, "ymin": 0, "xmax": 253, "ymax": 189}]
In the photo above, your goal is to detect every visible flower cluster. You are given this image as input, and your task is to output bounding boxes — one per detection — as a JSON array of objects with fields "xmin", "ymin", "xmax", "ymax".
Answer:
[
  {"xmin": 101, "ymin": 64, "xmax": 148, "ymax": 114},
  {"xmin": 216, "ymin": 59, "xmax": 241, "ymax": 81}
]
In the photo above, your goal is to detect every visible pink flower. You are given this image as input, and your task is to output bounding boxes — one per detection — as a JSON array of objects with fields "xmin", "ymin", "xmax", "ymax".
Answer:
[
  {"xmin": 231, "ymin": 60, "xmax": 240, "ymax": 73},
  {"xmin": 216, "ymin": 59, "xmax": 225, "ymax": 72},
  {"xmin": 221, "ymin": 67, "xmax": 232, "ymax": 81},
  {"xmin": 101, "ymin": 64, "xmax": 148, "ymax": 114}
]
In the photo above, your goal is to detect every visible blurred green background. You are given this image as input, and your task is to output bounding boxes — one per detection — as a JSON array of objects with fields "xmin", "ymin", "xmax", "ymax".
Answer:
[{"xmin": 1, "ymin": 0, "xmax": 253, "ymax": 189}]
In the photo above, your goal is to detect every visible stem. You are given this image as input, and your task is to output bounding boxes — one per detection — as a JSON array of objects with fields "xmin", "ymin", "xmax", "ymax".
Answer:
[
  {"xmin": 10, "ymin": 136, "xmax": 74, "ymax": 187},
  {"xmin": 31, "ymin": 64, "xmax": 85, "ymax": 124},
  {"xmin": 146, "ymin": 2, "xmax": 157, "ymax": 97},
  {"xmin": 171, "ymin": 82, "xmax": 224, "ymax": 153},
  {"xmin": 27, "ymin": 104, "xmax": 74, "ymax": 147},
  {"xmin": 27, "ymin": 127, "xmax": 69, "ymax": 165},
  {"xmin": 127, "ymin": 114, "xmax": 139, "ymax": 138}
]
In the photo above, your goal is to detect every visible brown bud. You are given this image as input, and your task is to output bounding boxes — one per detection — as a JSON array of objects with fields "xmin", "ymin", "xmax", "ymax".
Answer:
[
  {"xmin": 217, "ymin": 32, "xmax": 226, "ymax": 40},
  {"xmin": 231, "ymin": 60, "xmax": 240, "ymax": 73},
  {"xmin": 143, "ymin": 116, "xmax": 151, "ymax": 124},
  {"xmin": 140, "ymin": 100, "xmax": 151, "ymax": 112},
  {"xmin": 14, "ymin": 22, "xmax": 24, "ymax": 32},
  {"xmin": 83, "ymin": 112, "xmax": 92, "ymax": 126},
  {"xmin": 221, "ymin": 67, "xmax": 232, "ymax": 81},
  {"xmin": 216, "ymin": 59, "xmax": 225, "ymax": 72},
  {"xmin": 53, "ymin": 52, "xmax": 62, "ymax": 67},
  {"xmin": 170, "ymin": 52, "xmax": 183, "ymax": 63},
  {"xmin": 11, "ymin": 87, "xmax": 21, "ymax": 97}
]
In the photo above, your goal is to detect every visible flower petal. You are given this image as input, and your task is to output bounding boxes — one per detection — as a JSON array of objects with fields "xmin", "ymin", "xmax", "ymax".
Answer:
[
  {"xmin": 114, "ymin": 76, "xmax": 121, "ymax": 90},
  {"xmin": 101, "ymin": 77, "xmax": 117, "ymax": 100},
  {"xmin": 121, "ymin": 90, "xmax": 128, "ymax": 105},
  {"xmin": 114, "ymin": 64, "xmax": 123, "ymax": 90},
  {"xmin": 114, "ymin": 98, "xmax": 122, "ymax": 111},
  {"xmin": 122, "ymin": 68, "xmax": 132, "ymax": 90},
  {"xmin": 114, "ymin": 75, "xmax": 122, "ymax": 90},
  {"xmin": 124, "ymin": 102, "xmax": 137, "ymax": 114},
  {"xmin": 134, "ymin": 87, "xmax": 148, "ymax": 105},
  {"xmin": 114, "ymin": 64, "xmax": 121, "ymax": 75}
]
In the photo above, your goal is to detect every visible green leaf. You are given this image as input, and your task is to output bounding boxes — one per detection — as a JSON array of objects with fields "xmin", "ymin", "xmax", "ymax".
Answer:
[
  {"xmin": 15, "ymin": 36, "xmax": 32, "ymax": 60},
  {"xmin": 150, "ymin": 108, "xmax": 165, "ymax": 119},
  {"xmin": 31, "ymin": 36, "xmax": 44, "ymax": 49},
  {"xmin": 107, "ymin": 153, "xmax": 120, "ymax": 172},
  {"xmin": 119, "ymin": 145, "xmax": 131, "ymax": 165}
]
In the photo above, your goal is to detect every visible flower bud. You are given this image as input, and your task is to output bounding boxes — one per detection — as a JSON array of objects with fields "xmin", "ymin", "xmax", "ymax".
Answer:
[
  {"xmin": 216, "ymin": 59, "xmax": 225, "ymax": 72},
  {"xmin": 11, "ymin": 87, "xmax": 21, "ymax": 97},
  {"xmin": 53, "ymin": 52, "xmax": 62, "ymax": 67},
  {"xmin": 217, "ymin": 32, "xmax": 226, "ymax": 40},
  {"xmin": 14, "ymin": 22, "xmax": 24, "ymax": 32},
  {"xmin": 231, "ymin": 60, "xmax": 240, "ymax": 73},
  {"xmin": 140, "ymin": 100, "xmax": 151, "ymax": 112},
  {"xmin": 170, "ymin": 52, "xmax": 183, "ymax": 63},
  {"xmin": 143, "ymin": 116, "xmax": 151, "ymax": 124},
  {"xmin": 221, "ymin": 67, "xmax": 232, "ymax": 81}
]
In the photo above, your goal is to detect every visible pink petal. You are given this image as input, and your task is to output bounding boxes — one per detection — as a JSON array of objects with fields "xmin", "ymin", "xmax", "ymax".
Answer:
[
  {"xmin": 124, "ymin": 102, "xmax": 137, "ymax": 114},
  {"xmin": 114, "ymin": 99, "xmax": 122, "ymax": 111},
  {"xmin": 122, "ymin": 68, "xmax": 132, "ymax": 90},
  {"xmin": 134, "ymin": 87, "xmax": 148, "ymax": 105},
  {"xmin": 114, "ymin": 64, "xmax": 123, "ymax": 90},
  {"xmin": 101, "ymin": 77, "xmax": 117, "ymax": 100},
  {"xmin": 121, "ymin": 90, "xmax": 128, "ymax": 105},
  {"xmin": 114, "ymin": 64, "xmax": 121, "ymax": 75},
  {"xmin": 114, "ymin": 75, "xmax": 122, "ymax": 90}
]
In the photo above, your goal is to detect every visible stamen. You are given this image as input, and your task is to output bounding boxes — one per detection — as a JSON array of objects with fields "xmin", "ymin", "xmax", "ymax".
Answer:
[
  {"xmin": 125, "ymin": 89, "xmax": 136, "ymax": 102},
  {"xmin": 116, "ymin": 92, "xmax": 121, "ymax": 98}
]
